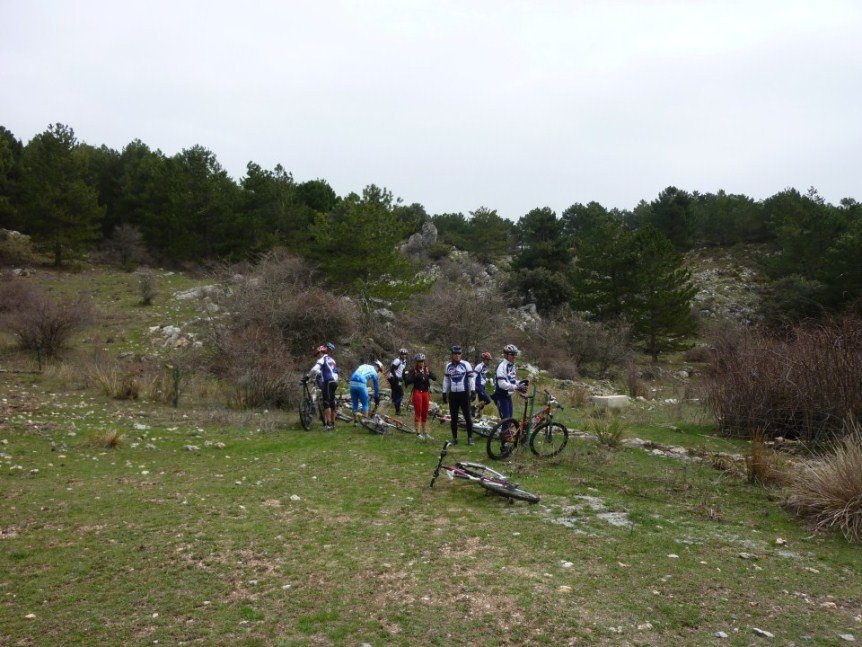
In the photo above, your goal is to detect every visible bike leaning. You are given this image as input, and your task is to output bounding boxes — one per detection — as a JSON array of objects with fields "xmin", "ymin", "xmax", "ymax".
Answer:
[{"xmin": 486, "ymin": 387, "xmax": 569, "ymax": 460}]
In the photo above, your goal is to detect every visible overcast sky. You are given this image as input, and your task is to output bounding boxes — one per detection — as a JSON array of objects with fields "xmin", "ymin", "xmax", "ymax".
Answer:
[{"xmin": 1, "ymin": 0, "xmax": 860, "ymax": 219}]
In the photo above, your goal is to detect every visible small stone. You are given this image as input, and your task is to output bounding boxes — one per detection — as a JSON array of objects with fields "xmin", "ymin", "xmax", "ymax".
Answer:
[
  {"xmin": 282, "ymin": 584, "xmax": 291, "ymax": 590},
  {"xmin": 738, "ymin": 552, "xmax": 758, "ymax": 560},
  {"xmin": 25, "ymin": 613, "xmax": 36, "ymax": 619},
  {"xmin": 152, "ymin": 612, "xmax": 159, "ymax": 618},
  {"xmin": 753, "ymin": 627, "xmax": 774, "ymax": 638},
  {"xmin": 561, "ymin": 560, "xmax": 574, "ymax": 568},
  {"xmin": 839, "ymin": 634, "xmax": 855, "ymax": 642},
  {"xmin": 667, "ymin": 554, "xmax": 679, "ymax": 559},
  {"xmin": 775, "ymin": 537, "xmax": 786, "ymax": 546},
  {"xmin": 558, "ymin": 585, "xmax": 572, "ymax": 593},
  {"xmin": 183, "ymin": 445, "xmax": 200, "ymax": 452},
  {"xmin": 290, "ymin": 495, "xmax": 300, "ymax": 501},
  {"xmin": 637, "ymin": 622, "xmax": 653, "ymax": 630},
  {"xmin": 821, "ymin": 601, "xmax": 838, "ymax": 609},
  {"xmin": 805, "ymin": 567, "xmax": 820, "ymax": 574},
  {"xmin": 715, "ymin": 631, "xmax": 729, "ymax": 638}
]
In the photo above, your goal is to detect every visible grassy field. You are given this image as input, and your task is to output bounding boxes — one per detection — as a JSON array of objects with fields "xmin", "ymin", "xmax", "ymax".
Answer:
[{"xmin": 1, "ymin": 268, "xmax": 861, "ymax": 645}]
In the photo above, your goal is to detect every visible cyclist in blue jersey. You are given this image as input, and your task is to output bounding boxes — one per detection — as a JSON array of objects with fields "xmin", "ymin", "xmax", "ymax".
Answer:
[{"xmin": 349, "ymin": 360, "xmax": 384, "ymax": 423}]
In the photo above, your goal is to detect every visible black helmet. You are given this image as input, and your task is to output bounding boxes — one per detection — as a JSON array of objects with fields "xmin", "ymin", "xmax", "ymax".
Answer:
[{"xmin": 450, "ymin": 345, "xmax": 462, "ymax": 354}]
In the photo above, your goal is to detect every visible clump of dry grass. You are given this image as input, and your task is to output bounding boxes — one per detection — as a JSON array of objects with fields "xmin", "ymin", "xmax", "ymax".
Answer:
[
  {"xmin": 590, "ymin": 417, "xmax": 626, "ymax": 449},
  {"xmin": 785, "ymin": 420, "xmax": 862, "ymax": 541},
  {"xmin": 745, "ymin": 430, "xmax": 790, "ymax": 486},
  {"xmin": 90, "ymin": 429, "xmax": 123, "ymax": 449}
]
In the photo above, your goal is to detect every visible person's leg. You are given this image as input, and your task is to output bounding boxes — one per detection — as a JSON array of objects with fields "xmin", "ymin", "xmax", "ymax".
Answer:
[
  {"xmin": 359, "ymin": 388, "xmax": 369, "ymax": 418},
  {"xmin": 392, "ymin": 381, "xmax": 403, "ymax": 415},
  {"xmin": 448, "ymin": 395, "xmax": 459, "ymax": 442},
  {"xmin": 327, "ymin": 383, "xmax": 338, "ymax": 425},
  {"xmin": 460, "ymin": 393, "xmax": 474, "ymax": 443},
  {"xmin": 419, "ymin": 391, "xmax": 430, "ymax": 438},
  {"xmin": 411, "ymin": 390, "xmax": 421, "ymax": 436}
]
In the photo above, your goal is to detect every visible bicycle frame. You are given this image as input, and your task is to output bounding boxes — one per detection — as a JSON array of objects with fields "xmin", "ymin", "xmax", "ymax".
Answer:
[{"xmin": 431, "ymin": 441, "xmax": 517, "ymax": 487}]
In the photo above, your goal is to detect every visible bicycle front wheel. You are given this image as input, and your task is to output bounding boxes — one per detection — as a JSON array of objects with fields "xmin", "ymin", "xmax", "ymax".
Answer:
[
  {"xmin": 299, "ymin": 399, "xmax": 315, "ymax": 430},
  {"xmin": 529, "ymin": 422, "xmax": 569, "ymax": 457},
  {"xmin": 361, "ymin": 417, "xmax": 387, "ymax": 435},
  {"xmin": 487, "ymin": 419, "xmax": 519, "ymax": 460},
  {"xmin": 480, "ymin": 479, "xmax": 540, "ymax": 504}
]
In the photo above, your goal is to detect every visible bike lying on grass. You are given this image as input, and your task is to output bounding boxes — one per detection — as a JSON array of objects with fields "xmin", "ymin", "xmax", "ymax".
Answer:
[
  {"xmin": 487, "ymin": 387, "xmax": 569, "ymax": 460},
  {"xmin": 434, "ymin": 414, "xmax": 497, "ymax": 438},
  {"xmin": 360, "ymin": 406, "xmax": 411, "ymax": 435},
  {"xmin": 430, "ymin": 441, "xmax": 540, "ymax": 503}
]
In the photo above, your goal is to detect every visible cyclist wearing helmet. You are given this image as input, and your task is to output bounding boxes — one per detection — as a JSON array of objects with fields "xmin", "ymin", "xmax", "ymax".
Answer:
[
  {"xmin": 348, "ymin": 360, "xmax": 384, "ymax": 424},
  {"xmin": 473, "ymin": 351, "xmax": 493, "ymax": 419},
  {"xmin": 494, "ymin": 344, "xmax": 526, "ymax": 420},
  {"xmin": 442, "ymin": 345, "xmax": 475, "ymax": 445},
  {"xmin": 388, "ymin": 348, "xmax": 409, "ymax": 414},
  {"xmin": 307, "ymin": 343, "xmax": 339, "ymax": 429},
  {"xmin": 404, "ymin": 353, "xmax": 436, "ymax": 440}
]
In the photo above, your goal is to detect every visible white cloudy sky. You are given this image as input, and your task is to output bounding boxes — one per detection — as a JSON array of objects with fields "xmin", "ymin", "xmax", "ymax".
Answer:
[{"xmin": 1, "ymin": 0, "xmax": 859, "ymax": 218}]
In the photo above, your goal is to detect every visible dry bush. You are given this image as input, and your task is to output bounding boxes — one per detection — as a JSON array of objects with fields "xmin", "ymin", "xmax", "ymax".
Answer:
[
  {"xmin": 0, "ymin": 229, "xmax": 36, "ymax": 266},
  {"xmin": 625, "ymin": 363, "xmax": 649, "ymax": 399},
  {"xmin": 562, "ymin": 311, "xmax": 632, "ymax": 378},
  {"xmin": 217, "ymin": 250, "xmax": 358, "ymax": 356},
  {"xmin": 706, "ymin": 317, "xmax": 862, "ymax": 442},
  {"xmin": 683, "ymin": 344, "xmax": 713, "ymax": 363},
  {"xmin": 402, "ymin": 271, "xmax": 508, "ymax": 359},
  {"xmin": 785, "ymin": 419, "xmax": 862, "ymax": 540},
  {"xmin": 745, "ymin": 430, "xmax": 790, "ymax": 486},
  {"xmin": 89, "ymin": 429, "xmax": 123, "ymax": 449},
  {"xmin": 210, "ymin": 325, "xmax": 298, "ymax": 409},
  {"xmin": 0, "ymin": 280, "xmax": 92, "ymax": 358}
]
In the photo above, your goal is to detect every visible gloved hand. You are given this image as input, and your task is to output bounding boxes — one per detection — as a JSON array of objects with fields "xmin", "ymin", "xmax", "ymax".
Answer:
[
  {"xmin": 442, "ymin": 393, "xmax": 448, "ymax": 405},
  {"xmin": 300, "ymin": 376, "xmax": 309, "ymax": 384},
  {"xmin": 373, "ymin": 396, "xmax": 380, "ymax": 406}
]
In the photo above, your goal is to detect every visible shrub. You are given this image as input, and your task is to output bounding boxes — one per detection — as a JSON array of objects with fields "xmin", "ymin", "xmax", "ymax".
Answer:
[
  {"xmin": 99, "ymin": 224, "xmax": 149, "ymax": 270},
  {"xmin": 590, "ymin": 417, "xmax": 625, "ymax": 449},
  {"xmin": 136, "ymin": 268, "xmax": 157, "ymax": 306},
  {"xmin": 0, "ymin": 229, "xmax": 36, "ymax": 266},
  {"xmin": 705, "ymin": 317, "xmax": 862, "ymax": 442},
  {"xmin": 785, "ymin": 419, "xmax": 862, "ymax": 540},
  {"xmin": 0, "ymin": 280, "xmax": 92, "ymax": 358},
  {"xmin": 745, "ymin": 430, "xmax": 790, "ymax": 486}
]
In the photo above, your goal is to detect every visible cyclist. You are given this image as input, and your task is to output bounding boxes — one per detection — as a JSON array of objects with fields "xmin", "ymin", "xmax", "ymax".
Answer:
[
  {"xmin": 442, "ymin": 345, "xmax": 475, "ymax": 445},
  {"xmin": 494, "ymin": 344, "xmax": 527, "ymax": 421},
  {"xmin": 473, "ymin": 351, "xmax": 493, "ymax": 419},
  {"xmin": 404, "ymin": 353, "xmax": 437, "ymax": 440},
  {"xmin": 388, "ymin": 348, "xmax": 409, "ymax": 414},
  {"xmin": 349, "ymin": 360, "xmax": 384, "ymax": 424},
  {"xmin": 307, "ymin": 342, "xmax": 339, "ymax": 430}
]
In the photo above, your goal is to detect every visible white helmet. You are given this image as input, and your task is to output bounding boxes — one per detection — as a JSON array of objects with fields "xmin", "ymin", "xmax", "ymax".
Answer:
[
  {"xmin": 503, "ymin": 344, "xmax": 520, "ymax": 356},
  {"xmin": 374, "ymin": 360, "xmax": 384, "ymax": 370}
]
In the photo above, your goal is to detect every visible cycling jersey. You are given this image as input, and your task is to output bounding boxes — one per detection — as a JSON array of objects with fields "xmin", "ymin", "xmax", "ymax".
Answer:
[
  {"xmin": 495, "ymin": 359, "xmax": 518, "ymax": 393},
  {"xmin": 442, "ymin": 360, "xmax": 475, "ymax": 394},
  {"xmin": 308, "ymin": 353, "xmax": 338, "ymax": 388},
  {"xmin": 390, "ymin": 357, "xmax": 406, "ymax": 380},
  {"xmin": 474, "ymin": 362, "xmax": 489, "ymax": 389},
  {"xmin": 349, "ymin": 364, "xmax": 380, "ymax": 397}
]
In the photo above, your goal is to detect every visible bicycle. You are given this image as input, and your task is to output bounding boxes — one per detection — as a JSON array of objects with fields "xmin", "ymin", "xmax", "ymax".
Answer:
[
  {"xmin": 430, "ymin": 441, "xmax": 539, "ymax": 503},
  {"xmin": 434, "ymin": 414, "xmax": 497, "ymax": 438},
  {"xmin": 486, "ymin": 388, "xmax": 569, "ymax": 460},
  {"xmin": 298, "ymin": 378, "xmax": 318, "ymax": 431},
  {"xmin": 359, "ymin": 405, "xmax": 410, "ymax": 435}
]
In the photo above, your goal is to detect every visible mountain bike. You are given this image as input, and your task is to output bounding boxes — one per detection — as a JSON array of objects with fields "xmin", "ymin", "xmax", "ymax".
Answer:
[
  {"xmin": 299, "ymin": 378, "xmax": 318, "ymax": 431},
  {"xmin": 486, "ymin": 388, "xmax": 569, "ymax": 460},
  {"xmin": 360, "ymin": 406, "xmax": 410, "ymax": 435},
  {"xmin": 430, "ymin": 441, "xmax": 539, "ymax": 503},
  {"xmin": 434, "ymin": 414, "xmax": 497, "ymax": 438}
]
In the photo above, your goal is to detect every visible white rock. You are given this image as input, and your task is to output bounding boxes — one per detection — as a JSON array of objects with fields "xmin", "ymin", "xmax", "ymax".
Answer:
[
  {"xmin": 637, "ymin": 622, "xmax": 653, "ymax": 630},
  {"xmin": 715, "ymin": 631, "xmax": 729, "ymax": 638},
  {"xmin": 667, "ymin": 554, "xmax": 679, "ymax": 559},
  {"xmin": 839, "ymin": 634, "xmax": 855, "ymax": 642},
  {"xmin": 775, "ymin": 537, "xmax": 786, "ymax": 545},
  {"xmin": 184, "ymin": 445, "xmax": 200, "ymax": 452},
  {"xmin": 290, "ymin": 494, "xmax": 301, "ymax": 501},
  {"xmin": 752, "ymin": 627, "xmax": 774, "ymax": 638}
]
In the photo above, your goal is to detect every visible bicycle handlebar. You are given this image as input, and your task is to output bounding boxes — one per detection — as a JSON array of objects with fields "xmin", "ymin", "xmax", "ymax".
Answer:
[{"xmin": 430, "ymin": 441, "xmax": 451, "ymax": 488}]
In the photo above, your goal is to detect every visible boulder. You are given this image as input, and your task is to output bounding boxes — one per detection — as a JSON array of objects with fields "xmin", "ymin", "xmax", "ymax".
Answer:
[{"xmin": 590, "ymin": 395, "xmax": 630, "ymax": 409}]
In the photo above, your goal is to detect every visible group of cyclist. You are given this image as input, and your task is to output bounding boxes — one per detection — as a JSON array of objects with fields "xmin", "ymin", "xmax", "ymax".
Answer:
[{"xmin": 306, "ymin": 342, "xmax": 527, "ymax": 444}]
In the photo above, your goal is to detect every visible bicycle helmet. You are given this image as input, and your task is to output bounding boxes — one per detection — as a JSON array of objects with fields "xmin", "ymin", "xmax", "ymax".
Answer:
[
  {"xmin": 316, "ymin": 345, "xmax": 328, "ymax": 354},
  {"xmin": 325, "ymin": 342, "xmax": 336, "ymax": 352},
  {"xmin": 481, "ymin": 351, "xmax": 492, "ymax": 361},
  {"xmin": 374, "ymin": 360, "xmax": 384, "ymax": 370},
  {"xmin": 450, "ymin": 345, "xmax": 462, "ymax": 354},
  {"xmin": 414, "ymin": 353, "xmax": 426, "ymax": 362},
  {"xmin": 503, "ymin": 344, "xmax": 519, "ymax": 356},
  {"xmin": 398, "ymin": 347, "xmax": 408, "ymax": 355}
]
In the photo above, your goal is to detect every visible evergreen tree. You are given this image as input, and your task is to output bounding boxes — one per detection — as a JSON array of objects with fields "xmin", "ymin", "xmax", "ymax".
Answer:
[
  {"xmin": 571, "ymin": 217, "xmax": 637, "ymax": 320},
  {"xmin": 510, "ymin": 207, "xmax": 571, "ymax": 312},
  {"xmin": 18, "ymin": 124, "xmax": 104, "ymax": 265},
  {"xmin": 626, "ymin": 226, "xmax": 697, "ymax": 360}
]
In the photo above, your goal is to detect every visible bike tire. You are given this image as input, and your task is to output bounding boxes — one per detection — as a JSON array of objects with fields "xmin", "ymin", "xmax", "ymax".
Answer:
[
  {"xmin": 471, "ymin": 419, "xmax": 495, "ymax": 439},
  {"xmin": 529, "ymin": 421, "xmax": 569, "ymax": 458},
  {"xmin": 486, "ymin": 419, "xmax": 520, "ymax": 460},
  {"xmin": 361, "ymin": 417, "xmax": 387, "ymax": 435},
  {"xmin": 480, "ymin": 479, "xmax": 540, "ymax": 504},
  {"xmin": 299, "ymin": 399, "xmax": 315, "ymax": 431}
]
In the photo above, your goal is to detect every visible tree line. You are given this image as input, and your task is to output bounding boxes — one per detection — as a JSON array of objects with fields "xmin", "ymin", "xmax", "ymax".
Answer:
[{"xmin": 1, "ymin": 123, "xmax": 860, "ymax": 354}]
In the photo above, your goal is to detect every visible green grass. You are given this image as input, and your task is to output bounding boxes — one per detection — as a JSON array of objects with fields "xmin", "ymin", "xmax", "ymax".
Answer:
[
  {"xmin": 2, "ymin": 374, "xmax": 861, "ymax": 646},
  {"xmin": 1, "ymin": 267, "xmax": 860, "ymax": 645}
]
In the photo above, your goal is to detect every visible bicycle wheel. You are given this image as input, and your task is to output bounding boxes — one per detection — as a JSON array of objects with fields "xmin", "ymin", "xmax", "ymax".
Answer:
[
  {"xmin": 486, "ymin": 418, "xmax": 520, "ymax": 460},
  {"xmin": 299, "ymin": 399, "xmax": 315, "ymax": 431},
  {"xmin": 480, "ymin": 479, "xmax": 540, "ymax": 504},
  {"xmin": 361, "ymin": 417, "xmax": 387, "ymax": 435},
  {"xmin": 529, "ymin": 422, "xmax": 569, "ymax": 458},
  {"xmin": 471, "ymin": 418, "xmax": 495, "ymax": 439}
]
